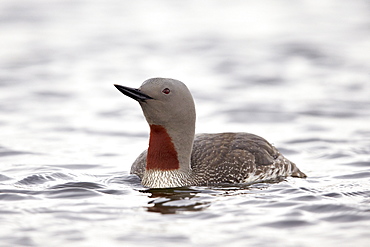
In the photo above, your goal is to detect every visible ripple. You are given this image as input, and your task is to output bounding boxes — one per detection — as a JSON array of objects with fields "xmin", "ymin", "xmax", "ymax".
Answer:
[
  {"xmin": 46, "ymin": 164, "xmax": 102, "ymax": 170},
  {"xmin": 38, "ymin": 181, "xmax": 107, "ymax": 199},
  {"xmin": 0, "ymin": 147, "xmax": 36, "ymax": 157},
  {"xmin": 262, "ymin": 219, "xmax": 312, "ymax": 228},
  {"xmin": 45, "ymin": 187, "xmax": 101, "ymax": 199},
  {"xmin": 321, "ymin": 214, "xmax": 370, "ymax": 223},
  {"xmin": 333, "ymin": 171, "xmax": 370, "ymax": 179},
  {"xmin": 299, "ymin": 109, "xmax": 357, "ymax": 118},
  {"xmin": 0, "ymin": 209, "xmax": 20, "ymax": 215},
  {"xmin": 260, "ymin": 202, "xmax": 298, "ymax": 208},
  {"xmin": 322, "ymin": 192, "xmax": 342, "ymax": 198},
  {"xmin": 107, "ymin": 174, "xmax": 143, "ymax": 188},
  {"xmin": 285, "ymin": 138, "xmax": 348, "ymax": 144},
  {"xmin": 340, "ymin": 161, "xmax": 370, "ymax": 167},
  {"xmin": 320, "ymin": 152, "xmax": 352, "ymax": 159},
  {"xmin": 288, "ymin": 195, "xmax": 321, "ymax": 202},
  {"xmin": 0, "ymin": 193, "xmax": 38, "ymax": 201},
  {"xmin": 48, "ymin": 180, "xmax": 130, "ymax": 196},
  {"xmin": 49, "ymin": 182, "xmax": 105, "ymax": 190},
  {"xmin": 342, "ymin": 191, "xmax": 370, "ymax": 198},
  {"xmin": 0, "ymin": 174, "xmax": 12, "ymax": 182},
  {"xmin": 298, "ymin": 204, "xmax": 355, "ymax": 213},
  {"xmin": 16, "ymin": 172, "xmax": 74, "ymax": 186},
  {"xmin": 298, "ymin": 100, "xmax": 370, "ymax": 119}
]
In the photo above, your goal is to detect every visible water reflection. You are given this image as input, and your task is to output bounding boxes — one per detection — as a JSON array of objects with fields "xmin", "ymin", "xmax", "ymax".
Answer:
[
  {"xmin": 142, "ymin": 183, "xmax": 272, "ymax": 214},
  {"xmin": 144, "ymin": 188, "xmax": 210, "ymax": 214}
]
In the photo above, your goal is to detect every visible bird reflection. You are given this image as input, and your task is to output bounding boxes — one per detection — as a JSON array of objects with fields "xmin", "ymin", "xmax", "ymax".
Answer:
[{"xmin": 142, "ymin": 187, "xmax": 211, "ymax": 214}]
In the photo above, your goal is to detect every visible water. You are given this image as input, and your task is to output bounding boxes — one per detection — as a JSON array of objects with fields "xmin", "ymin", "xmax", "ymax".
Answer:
[{"xmin": 1, "ymin": 0, "xmax": 370, "ymax": 246}]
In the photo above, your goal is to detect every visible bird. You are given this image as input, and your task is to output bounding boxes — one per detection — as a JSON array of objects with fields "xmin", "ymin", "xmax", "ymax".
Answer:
[{"xmin": 114, "ymin": 78, "xmax": 306, "ymax": 188}]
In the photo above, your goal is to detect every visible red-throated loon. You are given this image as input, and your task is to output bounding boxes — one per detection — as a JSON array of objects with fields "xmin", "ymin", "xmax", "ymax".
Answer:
[{"xmin": 114, "ymin": 78, "xmax": 306, "ymax": 188}]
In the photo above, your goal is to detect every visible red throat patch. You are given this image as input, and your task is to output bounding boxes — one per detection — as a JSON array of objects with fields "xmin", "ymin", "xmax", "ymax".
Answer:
[{"xmin": 147, "ymin": 124, "xmax": 180, "ymax": 170}]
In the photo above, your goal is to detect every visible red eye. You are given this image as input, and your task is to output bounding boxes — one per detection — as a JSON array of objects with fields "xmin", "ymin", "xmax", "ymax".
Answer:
[{"xmin": 162, "ymin": 88, "xmax": 170, "ymax": 94}]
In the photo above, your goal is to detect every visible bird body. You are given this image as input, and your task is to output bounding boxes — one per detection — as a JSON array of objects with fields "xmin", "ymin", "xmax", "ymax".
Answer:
[{"xmin": 114, "ymin": 78, "xmax": 306, "ymax": 188}]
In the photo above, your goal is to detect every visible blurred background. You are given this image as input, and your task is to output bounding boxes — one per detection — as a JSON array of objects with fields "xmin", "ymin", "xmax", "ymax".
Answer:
[
  {"xmin": 1, "ymin": 0, "xmax": 369, "ymax": 166},
  {"xmin": 1, "ymin": 0, "xmax": 370, "ymax": 246}
]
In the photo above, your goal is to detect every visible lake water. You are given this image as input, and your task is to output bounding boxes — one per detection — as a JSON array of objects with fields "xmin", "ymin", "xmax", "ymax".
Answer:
[{"xmin": 1, "ymin": 0, "xmax": 370, "ymax": 246}]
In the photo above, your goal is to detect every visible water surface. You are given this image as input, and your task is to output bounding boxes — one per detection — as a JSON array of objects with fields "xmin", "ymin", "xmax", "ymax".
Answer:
[{"xmin": 1, "ymin": 0, "xmax": 370, "ymax": 246}]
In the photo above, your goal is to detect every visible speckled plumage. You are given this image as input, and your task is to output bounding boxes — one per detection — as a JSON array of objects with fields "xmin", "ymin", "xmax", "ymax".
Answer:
[
  {"xmin": 131, "ymin": 132, "xmax": 306, "ymax": 186},
  {"xmin": 115, "ymin": 77, "xmax": 306, "ymax": 188}
]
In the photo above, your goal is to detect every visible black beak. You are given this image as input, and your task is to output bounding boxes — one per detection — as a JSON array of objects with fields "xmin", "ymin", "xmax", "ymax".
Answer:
[{"xmin": 114, "ymin": 84, "xmax": 153, "ymax": 102}]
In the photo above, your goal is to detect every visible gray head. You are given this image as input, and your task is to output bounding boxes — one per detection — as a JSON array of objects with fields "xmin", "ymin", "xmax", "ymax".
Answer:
[
  {"xmin": 115, "ymin": 78, "xmax": 198, "ymax": 187},
  {"xmin": 114, "ymin": 78, "xmax": 196, "ymax": 129}
]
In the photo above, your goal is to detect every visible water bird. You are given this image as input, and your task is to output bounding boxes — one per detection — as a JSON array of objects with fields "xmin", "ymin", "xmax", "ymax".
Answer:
[{"xmin": 114, "ymin": 78, "xmax": 306, "ymax": 188}]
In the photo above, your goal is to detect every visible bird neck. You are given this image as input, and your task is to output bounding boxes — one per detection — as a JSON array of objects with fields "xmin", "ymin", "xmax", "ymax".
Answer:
[
  {"xmin": 146, "ymin": 124, "xmax": 180, "ymax": 170},
  {"xmin": 146, "ymin": 123, "xmax": 195, "ymax": 171},
  {"xmin": 143, "ymin": 124, "xmax": 195, "ymax": 188}
]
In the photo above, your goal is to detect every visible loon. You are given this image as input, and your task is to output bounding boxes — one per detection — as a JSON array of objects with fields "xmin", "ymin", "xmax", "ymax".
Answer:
[{"xmin": 114, "ymin": 78, "xmax": 306, "ymax": 188}]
